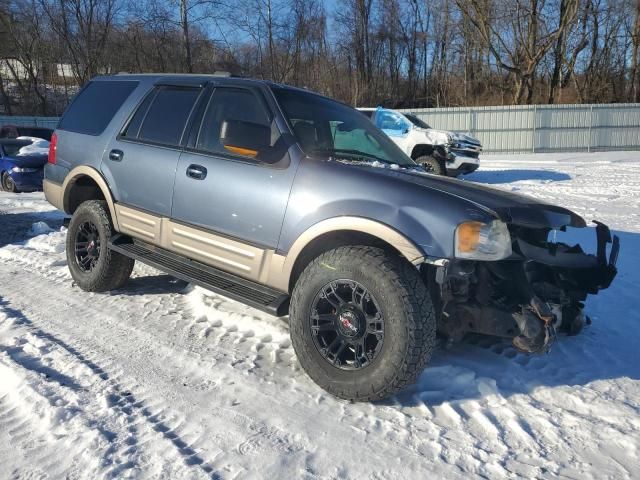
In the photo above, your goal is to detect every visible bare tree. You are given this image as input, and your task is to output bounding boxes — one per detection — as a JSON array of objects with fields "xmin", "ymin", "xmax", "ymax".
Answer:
[
  {"xmin": 1, "ymin": 0, "xmax": 640, "ymax": 114},
  {"xmin": 456, "ymin": 0, "xmax": 579, "ymax": 104}
]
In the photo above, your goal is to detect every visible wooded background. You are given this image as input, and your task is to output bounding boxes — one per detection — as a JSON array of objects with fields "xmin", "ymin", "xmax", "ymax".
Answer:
[{"xmin": 1, "ymin": 0, "xmax": 639, "ymax": 116}]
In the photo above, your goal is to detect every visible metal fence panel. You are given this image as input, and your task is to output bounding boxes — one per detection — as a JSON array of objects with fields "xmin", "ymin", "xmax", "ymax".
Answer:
[
  {"xmin": 400, "ymin": 103, "xmax": 640, "ymax": 153},
  {"xmin": 0, "ymin": 115, "xmax": 59, "ymax": 129}
]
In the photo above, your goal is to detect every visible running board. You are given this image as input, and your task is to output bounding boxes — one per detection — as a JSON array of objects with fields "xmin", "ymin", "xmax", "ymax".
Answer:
[{"xmin": 108, "ymin": 235, "xmax": 290, "ymax": 316}]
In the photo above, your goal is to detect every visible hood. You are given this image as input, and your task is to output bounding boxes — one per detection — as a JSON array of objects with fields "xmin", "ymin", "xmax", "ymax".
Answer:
[
  {"xmin": 413, "ymin": 127, "xmax": 481, "ymax": 147},
  {"xmin": 357, "ymin": 163, "xmax": 585, "ymax": 229},
  {"xmin": 5, "ymin": 153, "xmax": 48, "ymax": 168},
  {"xmin": 452, "ymin": 132, "xmax": 481, "ymax": 146}
]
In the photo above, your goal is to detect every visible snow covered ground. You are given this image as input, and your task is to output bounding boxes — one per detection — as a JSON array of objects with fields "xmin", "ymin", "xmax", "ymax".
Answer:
[{"xmin": 0, "ymin": 152, "xmax": 638, "ymax": 479}]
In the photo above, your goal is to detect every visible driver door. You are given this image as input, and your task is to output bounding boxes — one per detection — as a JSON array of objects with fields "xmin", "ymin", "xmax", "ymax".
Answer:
[{"xmin": 171, "ymin": 86, "xmax": 296, "ymax": 250}]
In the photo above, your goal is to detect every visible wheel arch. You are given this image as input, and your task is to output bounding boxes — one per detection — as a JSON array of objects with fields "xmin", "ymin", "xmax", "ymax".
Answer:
[
  {"xmin": 62, "ymin": 166, "xmax": 120, "ymax": 231},
  {"xmin": 410, "ymin": 143, "xmax": 435, "ymax": 160},
  {"xmin": 279, "ymin": 217, "xmax": 426, "ymax": 292}
]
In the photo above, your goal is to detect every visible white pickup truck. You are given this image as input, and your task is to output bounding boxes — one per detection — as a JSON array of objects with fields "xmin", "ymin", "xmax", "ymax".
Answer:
[{"xmin": 358, "ymin": 107, "xmax": 482, "ymax": 176}]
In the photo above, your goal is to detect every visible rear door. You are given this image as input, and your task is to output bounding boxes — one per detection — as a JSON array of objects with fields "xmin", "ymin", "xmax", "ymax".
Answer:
[
  {"xmin": 101, "ymin": 83, "xmax": 204, "ymax": 216},
  {"xmin": 171, "ymin": 86, "xmax": 296, "ymax": 248}
]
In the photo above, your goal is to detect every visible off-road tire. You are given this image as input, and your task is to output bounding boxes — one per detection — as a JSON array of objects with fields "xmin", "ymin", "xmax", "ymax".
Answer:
[
  {"xmin": 289, "ymin": 246, "xmax": 436, "ymax": 401},
  {"xmin": 66, "ymin": 200, "xmax": 134, "ymax": 292},
  {"xmin": 416, "ymin": 155, "xmax": 444, "ymax": 175},
  {"xmin": 2, "ymin": 172, "xmax": 18, "ymax": 192}
]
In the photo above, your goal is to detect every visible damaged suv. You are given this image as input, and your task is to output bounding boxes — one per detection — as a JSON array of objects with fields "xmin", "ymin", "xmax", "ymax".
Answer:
[
  {"xmin": 44, "ymin": 74, "xmax": 619, "ymax": 401},
  {"xmin": 358, "ymin": 107, "xmax": 482, "ymax": 176}
]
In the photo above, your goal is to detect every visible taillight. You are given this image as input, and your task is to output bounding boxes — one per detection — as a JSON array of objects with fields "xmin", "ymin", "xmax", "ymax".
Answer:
[{"xmin": 48, "ymin": 132, "xmax": 57, "ymax": 164}]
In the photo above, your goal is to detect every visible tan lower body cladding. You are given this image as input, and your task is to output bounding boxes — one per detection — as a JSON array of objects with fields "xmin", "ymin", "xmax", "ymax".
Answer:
[
  {"xmin": 114, "ymin": 204, "xmax": 288, "ymax": 291},
  {"xmin": 113, "ymin": 204, "xmax": 426, "ymax": 295}
]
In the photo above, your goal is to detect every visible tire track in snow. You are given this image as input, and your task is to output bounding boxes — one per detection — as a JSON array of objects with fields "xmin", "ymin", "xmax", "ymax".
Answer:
[
  {"xmin": 0, "ymin": 247, "xmax": 574, "ymax": 478},
  {"xmin": 0, "ymin": 296, "xmax": 219, "ymax": 479},
  {"xmin": 3, "ymin": 182, "xmax": 639, "ymax": 479},
  {"xmin": 0, "ymin": 249, "xmax": 480, "ymax": 478}
]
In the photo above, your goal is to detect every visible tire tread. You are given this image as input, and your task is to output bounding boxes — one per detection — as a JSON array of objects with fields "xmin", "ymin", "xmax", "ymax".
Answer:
[
  {"xmin": 67, "ymin": 200, "xmax": 134, "ymax": 292},
  {"xmin": 290, "ymin": 245, "xmax": 436, "ymax": 401}
]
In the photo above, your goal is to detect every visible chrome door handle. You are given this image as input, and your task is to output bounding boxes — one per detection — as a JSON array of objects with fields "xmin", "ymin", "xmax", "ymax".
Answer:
[{"xmin": 186, "ymin": 164, "xmax": 207, "ymax": 180}]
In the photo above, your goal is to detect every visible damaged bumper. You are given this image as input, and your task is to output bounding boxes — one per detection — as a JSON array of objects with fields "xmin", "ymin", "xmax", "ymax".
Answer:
[
  {"xmin": 435, "ymin": 220, "xmax": 619, "ymax": 354},
  {"xmin": 515, "ymin": 221, "xmax": 619, "ymax": 292}
]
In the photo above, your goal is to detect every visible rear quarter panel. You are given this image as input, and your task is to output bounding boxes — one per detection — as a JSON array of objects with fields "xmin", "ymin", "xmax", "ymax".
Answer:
[{"xmin": 47, "ymin": 77, "xmax": 156, "ymax": 200}]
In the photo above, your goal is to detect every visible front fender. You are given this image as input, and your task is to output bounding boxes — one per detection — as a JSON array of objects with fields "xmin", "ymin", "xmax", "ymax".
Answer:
[{"xmin": 278, "ymin": 158, "xmax": 496, "ymax": 260}]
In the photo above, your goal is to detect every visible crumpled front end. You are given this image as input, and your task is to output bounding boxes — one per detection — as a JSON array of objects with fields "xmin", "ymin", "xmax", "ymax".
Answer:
[{"xmin": 432, "ymin": 220, "xmax": 619, "ymax": 353}]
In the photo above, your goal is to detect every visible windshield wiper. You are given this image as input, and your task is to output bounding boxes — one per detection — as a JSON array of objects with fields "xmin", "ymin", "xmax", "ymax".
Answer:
[{"xmin": 309, "ymin": 148, "xmax": 395, "ymax": 165}]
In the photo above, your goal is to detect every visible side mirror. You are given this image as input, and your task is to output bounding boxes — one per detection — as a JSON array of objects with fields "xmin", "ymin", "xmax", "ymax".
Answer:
[{"xmin": 220, "ymin": 119, "xmax": 271, "ymax": 157}]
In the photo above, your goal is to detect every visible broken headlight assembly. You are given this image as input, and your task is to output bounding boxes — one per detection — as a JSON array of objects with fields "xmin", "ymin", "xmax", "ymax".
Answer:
[{"xmin": 455, "ymin": 220, "xmax": 512, "ymax": 261}]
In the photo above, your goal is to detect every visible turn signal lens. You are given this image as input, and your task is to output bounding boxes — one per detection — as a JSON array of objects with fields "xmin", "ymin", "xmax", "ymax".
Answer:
[
  {"xmin": 455, "ymin": 220, "xmax": 512, "ymax": 260},
  {"xmin": 456, "ymin": 221, "xmax": 483, "ymax": 253}
]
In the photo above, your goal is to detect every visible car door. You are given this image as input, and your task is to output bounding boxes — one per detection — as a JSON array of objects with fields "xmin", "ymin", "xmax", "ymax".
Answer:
[
  {"xmin": 101, "ymin": 83, "xmax": 204, "ymax": 216},
  {"xmin": 171, "ymin": 86, "xmax": 296, "ymax": 250}
]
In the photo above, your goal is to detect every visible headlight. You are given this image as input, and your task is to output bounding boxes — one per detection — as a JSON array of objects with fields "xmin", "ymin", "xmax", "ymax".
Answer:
[
  {"xmin": 11, "ymin": 166, "xmax": 38, "ymax": 173},
  {"xmin": 455, "ymin": 220, "xmax": 512, "ymax": 260}
]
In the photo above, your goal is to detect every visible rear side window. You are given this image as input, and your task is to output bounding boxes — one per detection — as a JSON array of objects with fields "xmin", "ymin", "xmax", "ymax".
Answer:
[
  {"xmin": 123, "ymin": 86, "xmax": 200, "ymax": 147},
  {"xmin": 58, "ymin": 80, "xmax": 138, "ymax": 136}
]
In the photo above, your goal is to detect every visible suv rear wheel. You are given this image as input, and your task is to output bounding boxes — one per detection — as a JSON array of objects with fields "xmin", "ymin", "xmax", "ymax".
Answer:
[
  {"xmin": 289, "ymin": 246, "xmax": 436, "ymax": 401},
  {"xmin": 66, "ymin": 200, "xmax": 134, "ymax": 292}
]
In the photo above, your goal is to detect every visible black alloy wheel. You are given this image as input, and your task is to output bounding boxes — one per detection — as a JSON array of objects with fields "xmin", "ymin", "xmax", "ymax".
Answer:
[
  {"xmin": 310, "ymin": 279, "xmax": 384, "ymax": 370},
  {"xmin": 74, "ymin": 220, "xmax": 102, "ymax": 272}
]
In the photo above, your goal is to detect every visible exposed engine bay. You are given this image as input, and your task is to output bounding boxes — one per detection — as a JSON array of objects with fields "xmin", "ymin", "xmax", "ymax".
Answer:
[{"xmin": 431, "ymin": 221, "xmax": 619, "ymax": 353}]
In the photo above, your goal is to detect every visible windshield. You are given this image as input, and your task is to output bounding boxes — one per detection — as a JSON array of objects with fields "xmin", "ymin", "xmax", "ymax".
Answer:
[
  {"xmin": 272, "ymin": 87, "xmax": 415, "ymax": 167},
  {"xmin": 405, "ymin": 114, "xmax": 431, "ymax": 129}
]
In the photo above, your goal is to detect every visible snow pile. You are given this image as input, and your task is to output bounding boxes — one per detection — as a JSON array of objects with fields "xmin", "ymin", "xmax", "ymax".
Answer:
[
  {"xmin": 0, "ymin": 151, "xmax": 639, "ymax": 479},
  {"xmin": 29, "ymin": 221, "xmax": 53, "ymax": 235},
  {"xmin": 15, "ymin": 136, "xmax": 50, "ymax": 156}
]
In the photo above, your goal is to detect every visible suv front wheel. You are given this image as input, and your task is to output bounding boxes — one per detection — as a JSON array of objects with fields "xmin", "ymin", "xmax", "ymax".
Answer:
[
  {"xmin": 289, "ymin": 246, "xmax": 436, "ymax": 401},
  {"xmin": 416, "ymin": 154, "xmax": 444, "ymax": 175},
  {"xmin": 66, "ymin": 200, "xmax": 135, "ymax": 292}
]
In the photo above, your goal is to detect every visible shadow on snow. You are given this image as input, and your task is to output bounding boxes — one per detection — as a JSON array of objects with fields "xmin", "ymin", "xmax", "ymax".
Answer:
[{"xmin": 466, "ymin": 168, "xmax": 571, "ymax": 184}]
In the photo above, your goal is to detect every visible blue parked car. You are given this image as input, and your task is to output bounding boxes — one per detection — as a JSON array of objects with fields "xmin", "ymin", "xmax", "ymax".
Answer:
[{"xmin": 0, "ymin": 137, "xmax": 49, "ymax": 192}]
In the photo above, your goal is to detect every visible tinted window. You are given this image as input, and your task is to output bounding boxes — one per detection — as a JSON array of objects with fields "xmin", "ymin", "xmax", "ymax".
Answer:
[
  {"xmin": 58, "ymin": 80, "xmax": 138, "ymax": 135},
  {"xmin": 122, "ymin": 90, "xmax": 157, "ymax": 139},
  {"xmin": 196, "ymin": 88, "xmax": 280, "ymax": 161},
  {"xmin": 136, "ymin": 87, "xmax": 200, "ymax": 146}
]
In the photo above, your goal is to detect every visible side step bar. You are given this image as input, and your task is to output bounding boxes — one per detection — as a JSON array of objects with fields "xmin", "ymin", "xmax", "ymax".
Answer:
[{"xmin": 108, "ymin": 235, "xmax": 290, "ymax": 316}]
